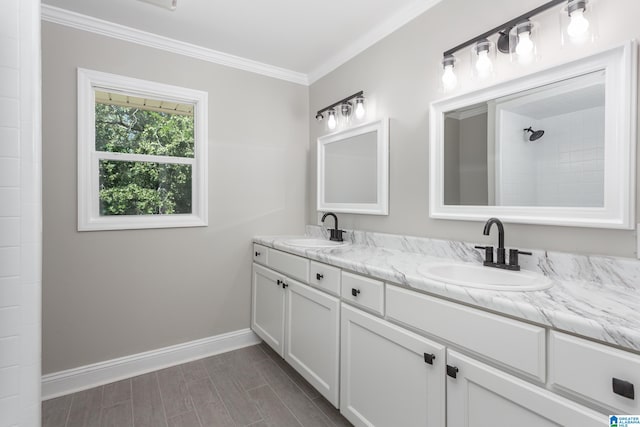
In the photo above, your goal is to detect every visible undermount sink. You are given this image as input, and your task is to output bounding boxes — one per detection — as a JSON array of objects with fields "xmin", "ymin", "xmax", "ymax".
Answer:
[
  {"xmin": 418, "ymin": 262, "xmax": 552, "ymax": 291},
  {"xmin": 282, "ymin": 238, "xmax": 349, "ymax": 249}
]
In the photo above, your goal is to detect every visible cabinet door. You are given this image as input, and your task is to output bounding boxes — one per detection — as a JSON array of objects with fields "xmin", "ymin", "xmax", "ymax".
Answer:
[
  {"xmin": 285, "ymin": 280, "xmax": 340, "ymax": 407},
  {"xmin": 340, "ymin": 304, "xmax": 445, "ymax": 427},
  {"xmin": 252, "ymin": 264, "xmax": 286, "ymax": 356},
  {"xmin": 447, "ymin": 350, "xmax": 606, "ymax": 427}
]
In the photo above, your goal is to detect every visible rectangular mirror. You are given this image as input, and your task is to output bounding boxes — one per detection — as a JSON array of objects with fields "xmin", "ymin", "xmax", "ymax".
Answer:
[
  {"xmin": 318, "ymin": 119, "xmax": 389, "ymax": 215},
  {"xmin": 430, "ymin": 42, "xmax": 636, "ymax": 228}
]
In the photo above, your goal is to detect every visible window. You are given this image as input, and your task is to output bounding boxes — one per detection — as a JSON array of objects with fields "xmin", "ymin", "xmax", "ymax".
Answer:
[{"xmin": 77, "ymin": 68, "xmax": 208, "ymax": 231}]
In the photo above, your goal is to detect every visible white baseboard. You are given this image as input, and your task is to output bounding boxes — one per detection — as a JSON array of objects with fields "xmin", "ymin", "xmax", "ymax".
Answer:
[{"xmin": 42, "ymin": 328, "xmax": 261, "ymax": 400}]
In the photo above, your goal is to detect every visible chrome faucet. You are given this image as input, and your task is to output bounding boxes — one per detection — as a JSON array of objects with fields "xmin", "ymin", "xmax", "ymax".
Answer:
[
  {"xmin": 321, "ymin": 212, "xmax": 344, "ymax": 242},
  {"xmin": 475, "ymin": 218, "xmax": 531, "ymax": 271}
]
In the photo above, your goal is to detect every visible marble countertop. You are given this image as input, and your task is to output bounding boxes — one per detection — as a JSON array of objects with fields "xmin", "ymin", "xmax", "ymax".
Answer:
[{"xmin": 253, "ymin": 228, "xmax": 640, "ymax": 353}]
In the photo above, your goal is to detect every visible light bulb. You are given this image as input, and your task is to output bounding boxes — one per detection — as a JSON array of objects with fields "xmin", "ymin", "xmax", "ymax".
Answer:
[
  {"xmin": 515, "ymin": 32, "xmax": 534, "ymax": 58},
  {"xmin": 567, "ymin": 8, "xmax": 590, "ymax": 39},
  {"xmin": 327, "ymin": 111, "xmax": 337, "ymax": 130},
  {"xmin": 475, "ymin": 50, "xmax": 493, "ymax": 77},
  {"xmin": 441, "ymin": 64, "xmax": 457, "ymax": 90},
  {"xmin": 355, "ymin": 100, "xmax": 365, "ymax": 119}
]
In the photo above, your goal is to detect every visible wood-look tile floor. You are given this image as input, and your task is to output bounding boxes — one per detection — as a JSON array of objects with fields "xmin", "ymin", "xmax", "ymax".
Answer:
[{"xmin": 42, "ymin": 343, "xmax": 352, "ymax": 427}]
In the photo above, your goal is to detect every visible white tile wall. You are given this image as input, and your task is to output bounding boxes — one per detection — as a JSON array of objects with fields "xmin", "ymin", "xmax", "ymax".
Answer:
[
  {"xmin": 499, "ymin": 107, "xmax": 605, "ymax": 207},
  {"xmin": 0, "ymin": 0, "xmax": 42, "ymax": 425}
]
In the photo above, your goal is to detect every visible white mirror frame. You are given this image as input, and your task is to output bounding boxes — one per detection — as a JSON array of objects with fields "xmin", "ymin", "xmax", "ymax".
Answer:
[
  {"xmin": 429, "ymin": 41, "xmax": 637, "ymax": 229},
  {"xmin": 317, "ymin": 118, "xmax": 389, "ymax": 215}
]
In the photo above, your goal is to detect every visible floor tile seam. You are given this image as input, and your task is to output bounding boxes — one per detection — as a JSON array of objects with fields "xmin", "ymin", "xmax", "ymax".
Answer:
[
  {"xmin": 310, "ymin": 397, "xmax": 343, "ymax": 427},
  {"xmin": 203, "ymin": 362, "xmax": 238, "ymax": 426},
  {"xmin": 263, "ymin": 382, "xmax": 304, "ymax": 427},
  {"xmin": 248, "ymin": 385, "xmax": 267, "ymax": 427},
  {"xmin": 168, "ymin": 366, "xmax": 198, "ymax": 420},
  {"xmin": 129, "ymin": 379, "xmax": 135, "ymax": 427},
  {"xmin": 189, "ymin": 402, "xmax": 205, "ymax": 427},
  {"xmin": 62, "ymin": 395, "xmax": 73, "ymax": 427},
  {"xmin": 260, "ymin": 345, "xmax": 323, "ymax": 404},
  {"xmin": 272, "ymin": 368, "xmax": 335, "ymax": 427},
  {"xmin": 259, "ymin": 347, "xmax": 316, "ymax": 399},
  {"xmin": 154, "ymin": 371, "xmax": 172, "ymax": 427}
]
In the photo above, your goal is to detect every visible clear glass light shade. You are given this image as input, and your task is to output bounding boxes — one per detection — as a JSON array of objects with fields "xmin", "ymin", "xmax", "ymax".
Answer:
[
  {"xmin": 568, "ymin": 9, "xmax": 589, "ymax": 38},
  {"xmin": 476, "ymin": 51, "xmax": 492, "ymax": 74},
  {"xmin": 442, "ymin": 65, "xmax": 457, "ymax": 90},
  {"xmin": 355, "ymin": 98, "xmax": 365, "ymax": 119},
  {"xmin": 516, "ymin": 32, "xmax": 534, "ymax": 56},
  {"xmin": 510, "ymin": 21, "xmax": 537, "ymax": 64},
  {"xmin": 440, "ymin": 56, "xmax": 457, "ymax": 91},
  {"xmin": 471, "ymin": 40, "xmax": 496, "ymax": 80},
  {"xmin": 327, "ymin": 110, "xmax": 337, "ymax": 130},
  {"xmin": 560, "ymin": 0, "xmax": 597, "ymax": 45}
]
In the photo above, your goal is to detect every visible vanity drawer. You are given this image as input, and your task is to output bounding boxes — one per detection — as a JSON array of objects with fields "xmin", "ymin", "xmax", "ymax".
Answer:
[
  {"xmin": 310, "ymin": 261, "xmax": 341, "ymax": 296},
  {"xmin": 550, "ymin": 331, "xmax": 640, "ymax": 414},
  {"xmin": 341, "ymin": 271, "xmax": 384, "ymax": 316},
  {"xmin": 386, "ymin": 285, "xmax": 546, "ymax": 381},
  {"xmin": 267, "ymin": 249, "xmax": 309, "ymax": 283},
  {"xmin": 253, "ymin": 244, "xmax": 268, "ymax": 265}
]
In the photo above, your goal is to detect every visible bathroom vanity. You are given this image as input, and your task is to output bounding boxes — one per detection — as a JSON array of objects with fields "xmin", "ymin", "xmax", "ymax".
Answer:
[{"xmin": 251, "ymin": 228, "xmax": 640, "ymax": 427}]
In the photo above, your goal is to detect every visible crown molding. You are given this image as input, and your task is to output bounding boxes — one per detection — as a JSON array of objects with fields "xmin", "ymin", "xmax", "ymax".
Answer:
[
  {"xmin": 307, "ymin": 0, "xmax": 443, "ymax": 84},
  {"xmin": 41, "ymin": 4, "xmax": 309, "ymax": 86},
  {"xmin": 445, "ymin": 104, "xmax": 488, "ymax": 120}
]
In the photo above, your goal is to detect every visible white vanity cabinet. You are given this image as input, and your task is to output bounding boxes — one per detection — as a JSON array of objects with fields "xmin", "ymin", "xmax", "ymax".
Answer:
[
  {"xmin": 250, "ymin": 243, "xmax": 636, "ymax": 425},
  {"xmin": 251, "ymin": 248, "xmax": 340, "ymax": 406},
  {"xmin": 252, "ymin": 263, "xmax": 286, "ymax": 354},
  {"xmin": 340, "ymin": 303, "xmax": 445, "ymax": 427},
  {"xmin": 285, "ymin": 279, "xmax": 340, "ymax": 406},
  {"xmin": 446, "ymin": 351, "xmax": 605, "ymax": 427}
]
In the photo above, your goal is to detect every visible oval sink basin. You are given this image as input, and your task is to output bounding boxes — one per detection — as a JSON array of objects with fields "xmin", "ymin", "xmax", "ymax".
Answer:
[
  {"xmin": 418, "ymin": 262, "xmax": 552, "ymax": 291},
  {"xmin": 282, "ymin": 238, "xmax": 349, "ymax": 249}
]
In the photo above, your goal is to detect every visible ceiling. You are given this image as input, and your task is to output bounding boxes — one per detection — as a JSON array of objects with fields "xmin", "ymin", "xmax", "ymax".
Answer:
[{"xmin": 41, "ymin": 0, "xmax": 442, "ymax": 84}]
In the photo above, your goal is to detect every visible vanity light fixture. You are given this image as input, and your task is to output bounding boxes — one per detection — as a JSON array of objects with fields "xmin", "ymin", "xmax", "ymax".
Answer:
[
  {"xmin": 315, "ymin": 91, "xmax": 365, "ymax": 130},
  {"xmin": 440, "ymin": 0, "xmax": 596, "ymax": 91}
]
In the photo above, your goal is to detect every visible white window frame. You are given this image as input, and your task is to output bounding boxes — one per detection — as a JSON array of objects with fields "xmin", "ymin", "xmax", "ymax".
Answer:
[{"xmin": 77, "ymin": 68, "xmax": 208, "ymax": 231}]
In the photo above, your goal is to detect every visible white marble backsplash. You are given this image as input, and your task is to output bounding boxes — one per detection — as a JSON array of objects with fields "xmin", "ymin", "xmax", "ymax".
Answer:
[{"xmin": 308, "ymin": 225, "xmax": 640, "ymax": 288}]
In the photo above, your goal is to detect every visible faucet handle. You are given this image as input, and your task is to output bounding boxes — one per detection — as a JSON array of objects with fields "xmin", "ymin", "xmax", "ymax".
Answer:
[
  {"xmin": 474, "ymin": 245, "xmax": 494, "ymax": 263},
  {"xmin": 508, "ymin": 249, "xmax": 532, "ymax": 268}
]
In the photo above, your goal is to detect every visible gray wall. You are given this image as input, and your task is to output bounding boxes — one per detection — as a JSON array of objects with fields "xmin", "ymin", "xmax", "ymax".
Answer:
[
  {"xmin": 443, "ymin": 117, "xmax": 460, "ymax": 205},
  {"xmin": 42, "ymin": 23, "xmax": 309, "ymax": 374},
  {"xmin": 459, "ymin": 113, "xmax": 488, "ymax": 206},
  {"xmin": 309, "ymin": 0, "xmax": 640, "ymax": 257}
]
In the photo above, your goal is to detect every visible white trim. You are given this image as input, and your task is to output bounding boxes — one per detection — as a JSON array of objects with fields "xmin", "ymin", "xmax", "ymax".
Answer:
[
  {"xmin": 307, "ymin": 0, "xmax": 443, "ymax": 84},
  {"xmin": 42, "ymin": 5, "xmax": 308, "ymax": 86},
  {"xmin": 429, "ymin": 41, "xmax": 637, "ymax": 229},
  {"xmin": 445, "ymin": 104, "xmax": 489, "ymax": 120},
  {"xmin": 317, "ymin": 119, "xmax": 389, "ymax": 215},
  {"xmin": 41, "ymin": 329, "xmax": 261, "ymax": 401},
  {"xmin": 77, "ymin": 68, "xmax": 209, "ymax": 231},
  {"xmin": 41, "ymin": 2, "xmax": 444, "ymax": 86}
]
